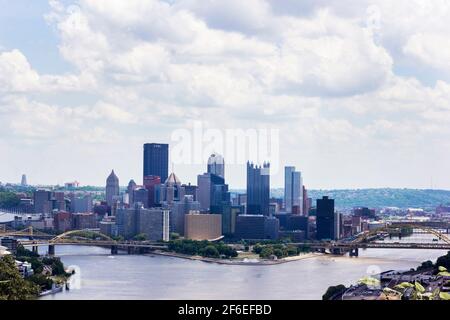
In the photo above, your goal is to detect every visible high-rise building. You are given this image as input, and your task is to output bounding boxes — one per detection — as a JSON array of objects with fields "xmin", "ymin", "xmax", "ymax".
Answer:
[
  {"xmin": 126, "ymin": 180, "xmax": 137, "ymax": 205},
  {"xmin": 69, "ymin": 193, "xmax": 92, "ymax": 213},
  {"xmin": 21, "ymin": 174, "xmax": 27, "ymax": 186},
  {"xmin": 210, "ymin": 174, "xmax": 230, "ymax": 214},
  {"xmin": 284, "ymin": 166, "xmax": 303, "ymax": 214},
  {"xmin": 143, "ymin": 143, "xmax": 168, "ymax": 184},
  {"xmin": 207, "ymin": 153, "xmax": 224, "ymax": 178},
  {"xmin": 302, "ymin": 186, "xmax": 310, "ymax": 216},
  {"xmin": 197, "ymin": 173, "xmax": 211, "ymax": 211},
  {"xmin": 133, "ymin": 188, "xmax": 149, "ymax": 208},
  {"xmin": 246, "ymin": 162, "xmax": 270, "ymax": 216},
  {"xmin": 143, "ymin": 175, "xmax": 161, "ymax": 207},
  {"xmin": 116, "ymin": 204, "xmax": 140, "ymax": 239},
  {"xmin": 139, "ymin": 208, "xmax": 170, "ymax": 241},
  {"xmin": 105, "ymin": 170, "xmax": 120, "ymax": 206},
  {"xmin": 159, "ymin": 172, "xmax": 184, "ymax": 205},
  {"xmin": 33, "ymin": 190, "xmax": 51, "ymax": 214},
  {"xmin": 170, "ymin": 195, "xmax": 200, "ymax": 235},
  {"xmin": 316, "ymin": 196, "xmax": 338, "ymax": 240},
  {"xmin": 53, "ymin": 191, "xmax": 66, "ymax": 211}
]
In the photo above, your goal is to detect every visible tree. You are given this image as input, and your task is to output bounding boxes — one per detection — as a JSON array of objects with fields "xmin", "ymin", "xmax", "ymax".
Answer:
[
  {"xmin": 436, "ymin": 251, "xmax": 450, "ymax": 270},
  {"xmin": 200, "ymin": 245, "xmax": 220, "ymax": 258},
  {"xmin": 0, "ymin": 192, "xmax": 20, "ymax": 209},
  {"xmin": 417, "ymin": 260, "xmax": 434, "ymax": 271},
  {"xmin": 259, "ymin": 247, "xmax": 274, "ymax": 259},
  {"xmin": 133, "ymin": 233, "xmax": 148, "ymax": 241},
  {"xmin": 170, "ymin": 232, "xmax": 180, "ymax": 240},
  {"xmin": 322, "ymin": 284, "xmax": 347, "ymax": 300},
  {"xmin": 27, "ymin": 274, "xmax": 53, "ymax": 291},
  {"xmin": 252, "ymin": 244, "xmax": 263, "ymax": 254},
  {"xmin": 0, "ymin": 255, "xmax": 40, "ymax": 300},
  {"xmin": 273, "ymin": 248, "xmax": 284, "ymax": 259}
]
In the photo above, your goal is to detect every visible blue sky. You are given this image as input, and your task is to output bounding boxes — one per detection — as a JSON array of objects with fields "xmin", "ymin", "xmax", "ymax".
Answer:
[{"xmin": 1, "ymin": 1, "xmax": 450, "ymax": 189}]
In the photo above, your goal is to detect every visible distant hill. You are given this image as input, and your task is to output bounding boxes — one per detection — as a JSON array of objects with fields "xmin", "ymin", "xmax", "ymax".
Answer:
[{"xmin": 231, "ymin": 188, "xmax": 450, "ymax": 210}]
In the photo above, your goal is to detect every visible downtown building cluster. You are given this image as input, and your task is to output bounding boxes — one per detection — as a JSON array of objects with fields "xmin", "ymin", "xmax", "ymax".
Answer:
[
  {"xmin": 1, "ymin": 142, "xmax": 384, "ymax": 243},
  {"xmin": 98, "ymin": 143, "xmax": 345, "ymax": 243}
]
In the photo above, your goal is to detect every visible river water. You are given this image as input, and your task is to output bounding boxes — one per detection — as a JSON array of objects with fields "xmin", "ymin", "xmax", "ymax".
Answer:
[{"xmin": 39, "ymin": 234, "xmax": 449, "ymax": 300}]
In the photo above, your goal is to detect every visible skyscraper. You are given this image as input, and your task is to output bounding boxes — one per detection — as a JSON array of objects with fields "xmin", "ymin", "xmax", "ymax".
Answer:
[
  {"xmin": 207, "ymin": 153, "xmax": 225, "ymax": 178},
  {"xmin": 284, "ymin": 166, "xmax": 303, "ymax": 214},
  {"xmin": 316, "ymin": 196, "xmax": 338, "ymax": 240},
  {"xmin": 126, "ymin": 179, "xmax": 137, "ymax": 205},
  {"xmin": 105, "ymin": 170, "xmax": 120, "ymax": 206},
  {"xmin": 197, "ymin": 173, "xmax": 211, "ymax": 211},
  {"xmin": 246, "ymin": 162, "xmax": 270, "ymax": 216},
  {"xmin": 143, "ymin": 143, "xmax": 168, "ymax": 184},
  {"xmin": 159, "ymin": 172, "xmax": 184, "ymax": 205}
]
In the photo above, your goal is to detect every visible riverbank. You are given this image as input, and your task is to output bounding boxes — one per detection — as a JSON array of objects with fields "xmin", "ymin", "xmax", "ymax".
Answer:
[{"xmin": 149, "ymin": 250, "xmax": 322, "ymax": 265}]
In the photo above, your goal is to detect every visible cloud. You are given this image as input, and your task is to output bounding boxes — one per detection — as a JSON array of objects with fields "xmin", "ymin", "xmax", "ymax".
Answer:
[
  {"xmin": 0, "ymin": 50, "xmax": 40, "ymax": 92},
  {"xmin": 1, "ymin": 0, "xmax": 450, "ymax": 188},
  {"xmin": 403, "ymin": 33, "xmax": 450, "ymax": 72}
]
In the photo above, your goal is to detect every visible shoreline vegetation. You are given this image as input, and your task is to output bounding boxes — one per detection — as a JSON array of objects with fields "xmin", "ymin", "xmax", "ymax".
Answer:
[
  {"xmin": 161, "ymin": 239, "xmax": 317, "ymax": 265},
  {"xmin": 0, "ymin": 245, "xmax": 71, "ymax": 300}
]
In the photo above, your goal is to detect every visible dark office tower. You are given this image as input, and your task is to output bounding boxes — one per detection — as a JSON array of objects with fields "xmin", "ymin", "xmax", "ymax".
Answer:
[
  {"xmin": 207, "ymin": 153, "xmax": 224, "ymax": 178},
  {"xmin": 143, "ymin": 143, "xmax": 168, "ymax": 184},
  {"xmin": 246, "ymin": 162, "xmax": 270, "ymax": 216},
  {"xmin": 316, "ymin": 196, "xmax": 336, "ymax": 240},
  {"xmin": 106, "ymin": 170, "xmax": 120, "ymax": 206}
]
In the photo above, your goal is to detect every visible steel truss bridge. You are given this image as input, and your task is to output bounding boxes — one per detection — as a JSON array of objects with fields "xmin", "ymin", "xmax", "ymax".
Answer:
[
  {"xmin": 293, "ymin": 222, "xmax": 450, "ymax": 256},
  {"xmin": 0, "ymin": 227, "xmax": 167, "ymax": 255}
]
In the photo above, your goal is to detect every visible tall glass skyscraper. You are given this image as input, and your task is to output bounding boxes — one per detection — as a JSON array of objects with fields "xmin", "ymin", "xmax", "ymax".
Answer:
[
  {"xmin": 284, "ymin": 166, "xmax": 303, "ymax": 214},
  {"xmin": 207, "ymin": 153, "xmax": 225, "ymax": 178},
  {"xmin": 246, "ymin": 162, "xmax": 270, "ymax": 216},
  {"xmin": 143, "ymin": 143, "xmax": 169, "ymax": 183}
]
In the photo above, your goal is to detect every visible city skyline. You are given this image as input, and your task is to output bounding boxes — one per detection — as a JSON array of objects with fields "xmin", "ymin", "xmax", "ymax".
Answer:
[{"xmin": 2, "ymin": 1, "xmax": 450, "ymax": 189}]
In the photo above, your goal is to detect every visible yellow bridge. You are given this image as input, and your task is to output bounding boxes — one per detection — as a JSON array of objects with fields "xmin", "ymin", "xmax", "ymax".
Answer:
[{"xmin": 0, "ymin": 226, "xmax": 167, "ymax": 255}]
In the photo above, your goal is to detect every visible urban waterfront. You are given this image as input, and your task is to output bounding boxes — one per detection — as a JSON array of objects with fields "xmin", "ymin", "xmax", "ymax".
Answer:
[{"xmin": 40, "ymin": 238, "xmax": 447, "ymax": 300}]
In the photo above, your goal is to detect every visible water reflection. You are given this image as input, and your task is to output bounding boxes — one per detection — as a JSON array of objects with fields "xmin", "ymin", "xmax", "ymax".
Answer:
[{"xmin": 40, "ymin": 234, "xmax": 448, "ymax": 300}]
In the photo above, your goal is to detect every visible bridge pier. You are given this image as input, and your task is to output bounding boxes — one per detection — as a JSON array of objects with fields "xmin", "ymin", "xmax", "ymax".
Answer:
[
  {"xmin": 111, "ymin": 245, "xmax": 118, "ymax": 255},
  {"xmin": 48, "ymin": 245, "xmax": 55, "ymax": 256},
  {"xmin": 331, "ymin": 248, "xmax": 344, "ymax": 255},
  {"xmin": 349, "ymin": 248, "xmax": 359, "ymax": 257},
  {"xmin": 32, "ymin": 246, "xmax": 38, "ymax": 254}
]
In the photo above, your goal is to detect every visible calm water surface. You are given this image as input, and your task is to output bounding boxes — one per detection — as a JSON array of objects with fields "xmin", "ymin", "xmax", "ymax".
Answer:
[{"xmin": 40, "ymin": 234, "xmax": 448, "ymax": 300}]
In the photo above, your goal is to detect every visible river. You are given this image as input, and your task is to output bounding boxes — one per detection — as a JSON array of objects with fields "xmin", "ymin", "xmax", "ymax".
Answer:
[{"xmin": 39, "ymin": 234, "xmax": 448, "ymax": 300}]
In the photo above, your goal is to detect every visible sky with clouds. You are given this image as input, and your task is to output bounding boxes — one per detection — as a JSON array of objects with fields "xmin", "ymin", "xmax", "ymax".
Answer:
[{"xmin": 1, "ymin": 0, "xmax": 450, "ymax": 189}]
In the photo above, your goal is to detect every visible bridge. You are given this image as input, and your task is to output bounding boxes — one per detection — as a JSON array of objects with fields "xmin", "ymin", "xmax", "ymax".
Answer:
[
  {"xmin": 294, "ymin": 222, "xmax": 450, "ymax": 257},
  {"xmin": 0, "ymin": 227, "xmax": 167, "ymax": 255}
]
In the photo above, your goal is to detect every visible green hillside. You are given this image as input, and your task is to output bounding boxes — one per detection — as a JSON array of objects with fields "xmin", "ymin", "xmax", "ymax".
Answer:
[{"xmin": 233, "ymin": 188, "xmax": 450, "ymax": 209}]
